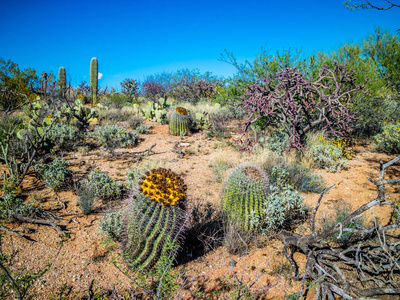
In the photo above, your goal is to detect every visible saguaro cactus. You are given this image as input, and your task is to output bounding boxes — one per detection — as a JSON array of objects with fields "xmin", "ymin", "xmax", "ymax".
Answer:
[
  {"xmin": 169, "ymin": 107, "xmax": 190, "ymax": 136},
  {"xmin": 90, "ymin": 57, "xmax": 98, "ymax": 105},
  {"xmin": 222, "ymin": 164, "xmax": 270, "ymax": 230},
  {"xmin": 122, "ymin": 168, "xmax": 187, "ymax": 270},
  {"xmin": 58, "ymin": 67, "xmax": 66, "ymax": 97}
]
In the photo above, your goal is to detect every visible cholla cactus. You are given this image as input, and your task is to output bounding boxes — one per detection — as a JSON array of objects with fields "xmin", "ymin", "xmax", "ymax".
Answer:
[
  {"xmin": 169, "ymin": 107, "xmax": 190, "ymax": 136},
  {"xmin": 222, "ymin": 164, "xmax": 270, "ymax": 230},
  {"xmin": 122, "ymin": 168, "xmax": 187, "ymax": 270}
]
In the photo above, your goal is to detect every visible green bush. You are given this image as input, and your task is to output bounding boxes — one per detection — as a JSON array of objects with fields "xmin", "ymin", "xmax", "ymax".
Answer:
[
  {"xmin": 35, "ymin": 158, "xmax": 71, "ymax": 191},
  {"xmin": 250, "ymin": 184, "xmax": 306, "ymax": 232},
  {"xmin": 373, "ymin": 121, "xmax": 400, "ymax": 154},
  {"xmin": 98, "ymin": 210, "xmax": 122, "ymax": 241},
  {"xmin": 87, "ymin": 171, "xmax": 122, "ymax": 201},
  {"xmin": 91, "ymin": 124, "xmax": 138, "ymax": 150},
  {"xmin": 75, "ymin": 180, "xmax": 95, "ymax": 214},
  {"xmin": 266, "ymin": 129, "xmax": 289, "ymax": 154},
  {"xmin": 262, "ymin": 158, "xmax": 325, "ymax": 193},
  {"xmin": 47, "ymin": 122, "xmax": 84, "ymax": 150},
  {"xmin": 307, "ymin": 132, "xmax": 351, "ymax": 172}
]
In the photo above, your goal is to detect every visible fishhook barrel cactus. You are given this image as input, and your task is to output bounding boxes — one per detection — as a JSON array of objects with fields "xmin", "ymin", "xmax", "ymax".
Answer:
[
  {"xmin": 169, "ymin": 107, "xmax": 190, "ymax": 136},
  {"xmin": 222, "ymin": 163, "xmax": 270, "ymax": 230},
  {"xmin": 122, "ymin": 168, "xmax": 187, "ymax": 270}
]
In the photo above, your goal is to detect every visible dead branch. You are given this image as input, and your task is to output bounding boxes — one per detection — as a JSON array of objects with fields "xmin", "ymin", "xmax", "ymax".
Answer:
[
  {"xmin": 7, "ymin": 211, "xmax": 65, "ymax": 235},
  {"xmin": 277, "ymin": 154, "xmax": 400, "ymax": 299},
  {"xmin": 131, "ymin": 143, "xmax": 157, "ymax": 156}
]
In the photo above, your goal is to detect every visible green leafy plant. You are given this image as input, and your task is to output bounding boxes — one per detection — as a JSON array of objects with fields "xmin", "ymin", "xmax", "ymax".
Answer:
[
  {"xmin": 91, "ymin": 124, "xmax": 138, "ymax": 152},
  {"xmin": 307, "ymin": 132, "xmax": 351, "ymax": 172},
  {"xmin": 35, "ymin": 158, "xmax": 71, "ymax": 191},
  {"xmin": 373, "ymin": 120, "xmax": 400, "ymax": 154},
  {"xmin": 46, "ymin": 123, "xmax": 84, "ymax": 151},
  {"xmin": 98, "ymin": 211, "xmax": 123, "ymax": 241},
  {"xmin": 86, "ymin": 171, "xmax": 122, "ymax": 201},
  {"xmin": 253, "ymin": 184, "xmax": 306, "ymax": 232},
  {"xmin": 221, "ymin": 164, "xmax": 270, "ymax": 231}
]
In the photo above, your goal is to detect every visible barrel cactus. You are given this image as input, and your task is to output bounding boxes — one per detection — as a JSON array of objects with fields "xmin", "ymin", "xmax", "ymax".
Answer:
[
  {"xmin": 222, "ymin": 164, "xmax": 270, "ymax": 230},
  {"xmin": 169, "ymin": 107, "xmax": 190, "ymax": 136},
  {"xmin": 122, "ymin": 168, "xmax": 187, "ymax": 271}
]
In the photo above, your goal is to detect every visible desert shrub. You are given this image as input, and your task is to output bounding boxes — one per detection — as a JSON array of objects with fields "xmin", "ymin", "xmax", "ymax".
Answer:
[
  {"xmin": 212, "ymin": 157, "xmax": 232, "ymax": 183},
  {"xmin": 100, "ymin": 92, "xmax": 130, "ymax": 109},
  {"xmin": 98, "ymin": 210, "xmax": 122, "ymax": 241},
  {"xmin": 87, "ymin": 171, "xmax": 123, "ymax": 201},
  {"xmin": 265, "ymin": 129, "xmax": 290, "ymax": 154},
  {"xmin": 35, "ymin": 158, "xmax": 71, "ymax": 191},
  {"xmin": 127, "ymin": 115, "xmax": 150, "ymax": 133},
  {"xmin": 262, "ymin": 158, "xmax": 326, "ymax": 193},
  {"xmin": 307, "ymin": 132, "xmax": 351, "ymax": 172},
  {"xmin": 75, "ymin": 180, "xmax": 96, "ymax": 214},
  {"xmin": 46, "ymin": 122, "xmax": 84, "ymax": 150},
  {"xmin": 91, "ymin": 124, "xmax": 138, "ymax": 150},
  {"xmin": 373, "ymin": 121, "xmax": 400, "ymax": 154},
  {"xmin": 258, "ymin": 185, "xmax": 306, "ymax": 232},
  {"xmin": 0, "ymin": 194, "xmax": 38, "ymax": 220}
]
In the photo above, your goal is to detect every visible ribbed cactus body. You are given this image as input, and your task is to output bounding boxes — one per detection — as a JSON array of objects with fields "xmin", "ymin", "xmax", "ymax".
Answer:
[
  {"xmin": 58, "ymin": 67, "xmax": 66, "ymax": 97},
  {"xmin": 169, "ymin": 107, "xmax": 190, "ymax": 136},
  {"xmin": 222, "ymin": 164, "xmax": 270, "ymax": 230},
  {"xmin": 90, "ymin": 57, "xmax": 98, "ymax": 105},
  {"xmin": 122, "ymin": 168, "xmax": 187, "ymax": 271}
]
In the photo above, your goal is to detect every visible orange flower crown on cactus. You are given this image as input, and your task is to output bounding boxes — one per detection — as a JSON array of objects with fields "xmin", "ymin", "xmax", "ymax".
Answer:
[
  {"xmin": 175, "ymin": 107, "xmax": 188, "ymax": 115},
  {"xmin": 138, "ymin": 168, "xmax": 187, "ymax": 205}
]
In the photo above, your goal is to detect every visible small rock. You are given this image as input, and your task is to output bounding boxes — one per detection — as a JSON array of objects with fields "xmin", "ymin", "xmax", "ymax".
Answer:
[{"xmin": 229, "ymin": 259, "xmax": 237, "ymax": 267}]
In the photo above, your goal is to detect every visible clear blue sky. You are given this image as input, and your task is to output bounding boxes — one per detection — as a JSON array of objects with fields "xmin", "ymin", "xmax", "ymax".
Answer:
[{"xmin": 0, "ymin": 0, "xmax": 399, "ymax": 89}]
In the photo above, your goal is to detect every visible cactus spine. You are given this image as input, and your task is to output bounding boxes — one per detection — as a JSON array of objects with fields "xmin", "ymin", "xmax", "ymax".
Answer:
[
  {"xmin": 221, "ymin": 164, "xmax": 270, "ymax": 230},
  {"xmin": 58, "ymin": 67, "xmax": 66, "ymax": 97},
  {"xmin": 122, "ymin": 168, "xmax": 187, "ymax": 271},
  {"xmin": 169, "ymin": 107, "xmax": 190, "ymax": 136},
  {"xmin": 90, "ymin": 57, "xmax": 98, "ymax": 105}
]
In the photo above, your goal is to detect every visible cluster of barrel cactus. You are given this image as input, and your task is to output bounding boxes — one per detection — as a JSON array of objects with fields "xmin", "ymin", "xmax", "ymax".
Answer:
[
  {"xmin": 221, "ymin": 163, "xmax": 270, "ymax": 231},
  {"xmin": 122, "ymin": 168, "xmax": 187, "ymax": 271},
  {"xmin": 169, "ymin": 107, "xmax": 190, "ymax": 136}
]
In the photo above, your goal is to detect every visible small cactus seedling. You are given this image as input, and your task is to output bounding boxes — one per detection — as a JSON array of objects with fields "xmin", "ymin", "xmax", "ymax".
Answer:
[
  {"xmin": 123, "ymin": 168, "xmax": 187, "ymax": 271},
  {"xmin": 169, "ymin": 107, "xmax": 190, "ymax": 136},
  {"xmin": 222, "ymin": 164, "xmax": 270, "ymax": 230}
]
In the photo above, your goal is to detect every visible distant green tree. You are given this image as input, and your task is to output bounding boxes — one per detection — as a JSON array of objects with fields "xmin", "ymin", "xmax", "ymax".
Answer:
[
  {"xmin": 0, "ymin": 58, "xmax": 39, "ymax": 113},
  {"xmin": 120, "ymin": 78, "xmax": 139, "ymax": 103}
]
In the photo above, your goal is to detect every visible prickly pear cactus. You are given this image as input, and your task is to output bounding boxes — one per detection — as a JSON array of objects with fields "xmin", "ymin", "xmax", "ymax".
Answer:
[
  {"xmin": 141, "ymin": 99, "xmax": 168, "ymax": 123},
  {"xmin": 222, "ymin": 164, "xmax": 270, "ymax": 230},
  {"xmin": 169, "ymin": 107, "xmax": 190, "ymax": 136},
  {"xmin": 122, "ymin": 168, "xmax": 187, "ymax": 271}
]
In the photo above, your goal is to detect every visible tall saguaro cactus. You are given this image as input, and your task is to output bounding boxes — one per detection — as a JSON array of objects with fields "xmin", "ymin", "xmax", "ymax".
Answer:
[
  {"xmin": 58, "ymin": 67, "xmax": 66, "ymax": 98},
  {"xmin": 90, "ymin": 57, "xmax": 98, "ymax": 106}
]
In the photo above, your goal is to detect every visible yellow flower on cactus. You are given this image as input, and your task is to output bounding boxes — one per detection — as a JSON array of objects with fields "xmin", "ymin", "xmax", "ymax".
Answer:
[{"xmin": 138, "ymin": 168, "xmax": 187, "ymax": 206}]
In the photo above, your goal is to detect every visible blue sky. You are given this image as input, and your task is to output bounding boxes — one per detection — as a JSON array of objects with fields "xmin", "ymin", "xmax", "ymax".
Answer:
[{"xmin": 0, "ymin": 0, "xmax": 399, "ymax": 89}]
